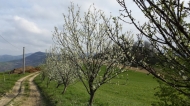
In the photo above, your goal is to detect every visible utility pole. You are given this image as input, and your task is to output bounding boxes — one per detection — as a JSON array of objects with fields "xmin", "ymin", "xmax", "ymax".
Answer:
[{"xmin": 23, "ymin": 47, "xmax": 25, "ymax": 74}]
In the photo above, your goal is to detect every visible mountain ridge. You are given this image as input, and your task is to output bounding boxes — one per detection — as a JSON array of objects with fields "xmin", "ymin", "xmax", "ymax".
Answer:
[
  {"xmin": 0, "ymin": 53, "xmax": 33, "ymax": 62},
  {"xmin": 0, "ymin": 52, "xmax": 46, "ymax": 72}
]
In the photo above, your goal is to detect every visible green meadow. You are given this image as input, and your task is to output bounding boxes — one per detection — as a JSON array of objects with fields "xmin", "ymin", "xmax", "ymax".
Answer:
[{"xmin": 34, "ymin": 70, "xmax": 159, "ymax": 106}]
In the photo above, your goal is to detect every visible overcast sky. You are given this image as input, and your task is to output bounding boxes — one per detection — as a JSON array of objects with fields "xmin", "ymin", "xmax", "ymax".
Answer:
[{"xmin": 0, "ymin": 0, "xmax": 153, "ymax": 56}]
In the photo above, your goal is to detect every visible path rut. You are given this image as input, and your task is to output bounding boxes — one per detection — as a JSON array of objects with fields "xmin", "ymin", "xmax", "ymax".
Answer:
[
  {"xmin": 0, "ymin": 72, "xmax": 44, "ymax": 106},
  {"xmin": 20, "ymin": 73, "xmax": 44, "ymax": 106}
]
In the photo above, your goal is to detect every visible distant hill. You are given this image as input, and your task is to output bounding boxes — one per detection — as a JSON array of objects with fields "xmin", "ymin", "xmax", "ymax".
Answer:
[
  {"xmin": 0, "ymin": 52, "xmax": 46, "ymax": 72},
  {"xmin": 0, "ymin": 53, "xmax": 32, "ymax": 62}
]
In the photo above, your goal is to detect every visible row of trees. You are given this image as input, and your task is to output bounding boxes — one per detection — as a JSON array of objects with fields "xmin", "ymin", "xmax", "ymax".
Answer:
[
  {"xmin": 42, "ymin": 47, "xmax": 77, "ymax": 94},
  {"xmin": 42, "ymin": 4, "xmax": 131, "ymax": 106},
  {"xmin": 41, "ymin": 0, "xmax": 190, "ymax": 105}
]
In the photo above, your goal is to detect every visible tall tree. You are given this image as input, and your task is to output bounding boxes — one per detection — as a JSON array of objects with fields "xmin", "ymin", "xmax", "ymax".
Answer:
[
  {"xmin": 116, "ymin": 0, "xmax": 190, "ymax": 96},
  {"xmin": 52, "ymin": 3, "xmax": 131, "ymax": 106}
]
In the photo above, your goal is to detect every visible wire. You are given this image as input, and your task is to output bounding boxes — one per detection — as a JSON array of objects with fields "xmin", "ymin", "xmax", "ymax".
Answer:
[
  {"xmin": 0, "ymin": 34, "xmax": 21, "ymax": 50},
  {"xmin": 0, "ymin": 34, "xmax": 46, "ymax": 57}
]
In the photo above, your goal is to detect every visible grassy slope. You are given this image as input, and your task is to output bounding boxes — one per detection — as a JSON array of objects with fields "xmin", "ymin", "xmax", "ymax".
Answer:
[
  {"xmin": 0, "ymin": 62, "xmax": 14, "ymax": 72},
  {"xmin": 0, "ymin": 72, "xmax": 29, "ymax": 96},
  {"xmin": 34, "ymin": 70, "xmax": 158, "ymax": 106}
]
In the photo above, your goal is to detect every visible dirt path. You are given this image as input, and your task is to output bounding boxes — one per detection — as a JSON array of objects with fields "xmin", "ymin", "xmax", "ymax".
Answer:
[
  {"xmin": 0, "ymin": 72, "xmax": 44, "ymax": 106},
  {"xmin": 0, "ymin": 73, "xmax": 36, "ymax": 105},
  {"xmin": 128, "ymin": 67, "xmax": 149, "ymax": 74},
  {"xmin": 20, "ymin": 73, "xmax": 44, "ymax": 106}
]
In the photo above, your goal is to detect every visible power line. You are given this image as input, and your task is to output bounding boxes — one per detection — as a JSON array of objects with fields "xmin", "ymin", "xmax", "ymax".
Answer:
[
  {"xmin": 0, "ymin": 34, "xmax": 21, "ymax": 50},
  {"xmin": 0, "ymin": 34, "xmax": 46, "ymax": 57}
]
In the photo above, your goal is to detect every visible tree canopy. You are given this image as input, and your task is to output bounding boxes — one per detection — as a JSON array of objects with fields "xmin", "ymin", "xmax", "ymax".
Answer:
[{"xmin": 116, "ymin": 0, "xmax": 190, "ymax": 96}]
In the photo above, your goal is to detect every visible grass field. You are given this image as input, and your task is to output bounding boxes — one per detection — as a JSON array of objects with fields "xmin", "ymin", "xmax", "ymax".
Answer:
[
  {"xmin": 34, "ymin": 70, "xmax": 159, "ymax": 106},
  {"xmin": 0, "ymin": 72, "xmax": 29, "ymax": 97}
]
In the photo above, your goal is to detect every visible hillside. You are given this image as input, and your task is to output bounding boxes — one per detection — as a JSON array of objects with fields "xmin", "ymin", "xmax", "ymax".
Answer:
[
  {"xmin": 0, "ymin": 53, "xmax": 32, "ymax": 62},
  {"xmin": 0, "ymin": 52, "xmax": 46, "ymax": 72}
]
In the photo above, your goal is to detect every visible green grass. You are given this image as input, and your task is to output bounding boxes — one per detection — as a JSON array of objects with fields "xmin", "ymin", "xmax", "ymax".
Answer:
[
  {"xmin": 23, "ymin": 80, "xmax": 30, "ymax": 97},
  {"xmin": 34, "ymin": 70, "xmax": 159, "ymax": 106},
  {"xmin": 0, "ymin": 72, "xmax": 29, "ymax": 97}
]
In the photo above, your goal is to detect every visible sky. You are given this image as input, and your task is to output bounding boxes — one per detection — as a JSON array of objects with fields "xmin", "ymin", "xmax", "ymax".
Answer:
[{"xmin": 0, "ymin": 0, "xmax": 160, "ymax": 56}]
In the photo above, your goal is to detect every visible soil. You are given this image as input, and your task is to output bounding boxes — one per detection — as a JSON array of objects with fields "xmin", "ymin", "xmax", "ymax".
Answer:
[
  {"xmin": 20, "ymin": 73, "xmax": 45, "ymax": 106},
  {"xmin": 127, "ymin": 67, "xmax": 149, "ymax": 74}
]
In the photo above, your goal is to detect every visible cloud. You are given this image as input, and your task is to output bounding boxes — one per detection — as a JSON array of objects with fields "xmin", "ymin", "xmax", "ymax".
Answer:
[
  {"xmin": 0, "ymin": 0, "xmax": 143, "ymax": 55},
  {"xmin": 13, "ymin": 16, "xmax": 42, "ymax": 34}
]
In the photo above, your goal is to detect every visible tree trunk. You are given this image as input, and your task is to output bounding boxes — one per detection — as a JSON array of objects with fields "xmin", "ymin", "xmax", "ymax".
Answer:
[
  {"xmin": 62, "ymin": 86, "xmax": 67, "ymax": 95},
  {"xmin": 46, "ymin": 78, "xmax": 51, "ymax": 88},
  {"xmin": 56, "ymin": 83, "xmax": 61, "ymax": 88},
  {"xmin": 41, "ymin": 72, "xmax": 45, "ymax": 81},
  {"xmin": 88, "ymin": 91, "xmax": 95, "ymax": 106},
  {"xmin": 3, "ymin": 73, "xmax": 5, "ymax": 82}
]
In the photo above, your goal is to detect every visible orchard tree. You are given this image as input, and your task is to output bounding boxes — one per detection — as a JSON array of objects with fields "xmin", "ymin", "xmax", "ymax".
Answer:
[
  {"xmin": 116, "ymin": 0, "xmax": 190, "ymax": 96},
  {"xmin": 43, "ymin": 47, "xmax": 57, "ymax": 87},
  {"xmin": 52, "ymin": 3, "xmax": 131, "ymax": 106},
  {"xmin": 43, "ymin": 46, "xmax": 77, "ymax": 95},
  {"xmin": 53, "ymin": 48, "xmax": 77, "ymax": 95}
]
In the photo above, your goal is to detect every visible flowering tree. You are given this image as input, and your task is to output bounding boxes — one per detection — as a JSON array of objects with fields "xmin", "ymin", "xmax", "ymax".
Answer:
[
  {"xmin": 43, "ymin": 47, "xmax": 57, "ymax": 87},
  {"xmin": 43, "ymin": 46, "xmax": 77, "ymax": 95},
  {"xmin": 54, "ymin": 48, "xmax": 77, "ymax": 94},
  {"xmin": 116, "ymin": 0, "xmax": 190, "ymax": 97},
  {"xmin": 52, "ymin": 3, "xmax": 132, "ymax": 106}
]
